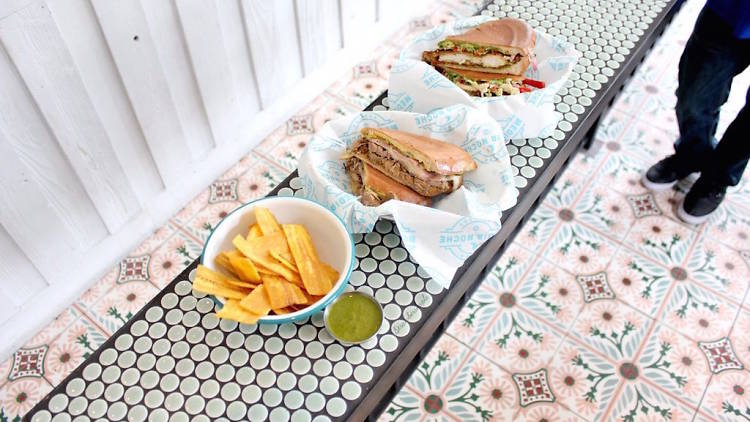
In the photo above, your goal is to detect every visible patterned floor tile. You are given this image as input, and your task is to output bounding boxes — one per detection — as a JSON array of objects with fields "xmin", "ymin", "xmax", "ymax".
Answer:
[
  {"xmin": 607, "ymin": 247, "xmax": 673, "ymax": 319},
  {"xmin": 326, "ymin": 51, "xmax": 391, "ymax": 110},
  {"xmin": 474, "ymin": 306, "xmax": 565, "ymax": 374},
  {"xmin": 611, "ymin": 60, "xmax": 674, "ymax": 132},
  {"xmin": 41, "ymin": 313, "xmax": 110, "ymax": 386},
  {"xmin": 661, "ymin": 279, "xmax": 739, "ymax": 343},
  {"xmin": 699, "ymin": 370, "xmax": 750, "ymax": 421},
  {"xmin": 258, "ymin": 94, "xmax": 360, "ymax": 170},
  {"xmin": 705, "ymin": 200, "xmax": 750, "ymax": 252},
  {"xmin": 574, "ymin": 178, "xmax": 635, "ymax": 242},
  {"xmin": 547, "ymin": 339, "xmax": 621, "ymax": 420},
  {"xmin": 515, "ymin": 258, "xmax": 583, "ymax": 333},
  {"xmin": 236, "ymin": 156, "xmax": 288, "ymax": 203},
  {"xmin": 599, "ymin": 152, "xmax": 651, "ymax": 196},
  {"xmin": 442, "ymin": 353, "xmax": 517, "ymax": 421},
  {"xmin": 145, "ymin": 230, "xmax": 203, "ymax": 290},
  {"xmin": 567, "ymin": 144, "xmax": 607, "ymax": 178},
  {"xmin": 446, "ymin": 286, "xmax": 499, "ymax": 347},
  {"xmin": 571, "ymin": 299, "xmax": 653, "ymax": 362},
  {"xmin": 81, "ymin": 281, "xmax": 161, "ymax": 335},
  {"xmin": 481, "ymin": 243, "xmax": 536, "ymax": 293},
  {"xmin": 728, "ymin": 178, "xmax": 750, "ymax": 210},
  {"xmin": 624, "ymin": 214, "xmax": 697, "ymax": 268},
  {"xmin": 400, "ymin": 336, "xmax": 472, "ymax": 419},
  {"xmin": 377, "ymin": 385, "xmax": 425, "ymax": 422},
  {"xmin": 542, "ymin": 170, "xmax": 589, "ymax": 211},
  {"xmin": 15, "ymin": 308, "xmax": 78, "ymax": 351},
  {"xmin": 513, "ymin": 205, "xmax": 559, "ymax": 253},
  {"xmin": 592, "ymin": 109, "xmax": 636, "ymax": 153},
  {"xmin": 619, "ymin": 117, "xmax": 679, "ymax": 164},
  {"xmin": 130, "ymin": 223, "xmax": 175, "ymax": 256},
  {"xmin": 543, "ymin": 221, "xmax": 618, "ymax": 276},
  {"xmin": 729, "ymin": 309, "xmax": 750, "ymax": 366},
  {"xmin": 685, "ymin": 235, "xmax": 750, "ymax": 305},
  {"xmin": 607, "ymin": 379, "xmax": 697, "ymax": 421},
  {"xmin": 180, "ymin": 200, "xmax": 242, "ymax": 244},
  {"xmin": 75, "ymin": 267, "xmax": 120, "ymax": 311},
  {"xmin": 637, "ymin": 322, "xmax": 711, "ymax": 408},
  {"xmin": 0, "ymin": 377, "xmax": 52, "ymax": 419}
]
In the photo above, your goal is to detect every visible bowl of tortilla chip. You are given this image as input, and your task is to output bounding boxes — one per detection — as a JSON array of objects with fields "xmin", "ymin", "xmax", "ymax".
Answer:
[{"xmin": 198, "ymin": 196, "xmax": 355, "ymax": 324}]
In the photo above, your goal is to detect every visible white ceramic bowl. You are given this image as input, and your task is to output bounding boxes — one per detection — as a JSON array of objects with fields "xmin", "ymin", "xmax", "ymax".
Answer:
[{"xmin": 200, "ymin": 196, "xmax": 355, "ymax": 324}]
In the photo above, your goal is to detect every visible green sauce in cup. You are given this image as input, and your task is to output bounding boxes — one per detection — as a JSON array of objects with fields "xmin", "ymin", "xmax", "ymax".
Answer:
[{"xmin": 325, "ymin": 292, "xmax": 383, "ymax": 343}]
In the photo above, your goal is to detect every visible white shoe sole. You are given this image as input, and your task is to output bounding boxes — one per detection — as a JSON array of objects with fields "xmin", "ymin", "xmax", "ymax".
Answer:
[
  {"xmin": 677, "ymin": 199, "xmax": 713, "ymax": 225},
  {"xmin": 641, "ymin": 173, "xmax": 676, "ymax": 192}
]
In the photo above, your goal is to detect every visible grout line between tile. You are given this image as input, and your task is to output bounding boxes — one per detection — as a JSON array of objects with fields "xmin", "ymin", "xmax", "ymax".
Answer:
[{"xmin": 73, "ymin": 303, "xmax": 112, "ymax": 338}]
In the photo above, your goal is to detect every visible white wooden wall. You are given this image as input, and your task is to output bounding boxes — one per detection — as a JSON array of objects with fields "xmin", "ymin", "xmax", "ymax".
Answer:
[{"xmin": 0, "ymin": 0, "xmax": 431, "ymax": 359}]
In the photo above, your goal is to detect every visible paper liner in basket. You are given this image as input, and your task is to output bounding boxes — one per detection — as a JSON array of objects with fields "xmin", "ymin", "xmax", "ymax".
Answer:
[
  {"xmin": 297, "ymin": 105, "xmax": 518, "ymax": 288},
  {"xmin": 388, "ymin": 15, "xmax": 580, "ymax": 140}
]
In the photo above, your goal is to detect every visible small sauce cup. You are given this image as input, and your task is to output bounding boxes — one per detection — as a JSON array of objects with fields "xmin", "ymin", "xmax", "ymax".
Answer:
[{"xmin": 324, "ymin": 291, "xmax": 383, "ymax": 345}]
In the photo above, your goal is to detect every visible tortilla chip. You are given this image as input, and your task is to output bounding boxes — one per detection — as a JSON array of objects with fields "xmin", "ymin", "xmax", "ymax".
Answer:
[
  {"xmin": 282, "ymin": 224, "xmax": 332, "ymax": 295},
  {"xmin": 320, "ymin": 262, "xmax": 340, "ymax": 285},
  {"xmin": 272, "ymin": 307, "xmax": 294, "ymax": 315},
  {"xmin": 262, "ymin": 275, "xmax": 308, "ymax": 309},
  {"xmin": 216, "ymin": 300, "xmax": 262, "ymax": 324},
  {"xmin": 270, "ymin": 249, "xmax": 299, "ymax": 274},
  {"xmin": 239, "ymin": 284, "xmax": 272, "ymax": 316},
  {"xmin": 254, "ymin": 207, "xmax": 281, "ymax": 236},
  {"xmin": 196, "ymin": 264, "xmax": 256, "ymax": 289},
  {"xmin": 247, "ymin": 224, "xmax": 263, "ymax": 239},
  {"xmin": 193, "ymin": 278, "xmax": 248, "ymax": 300},
  {"xmin": 233, "ymin": 234, "xmax": 298, "ymax": 283},
  {"xmin": 228, "ymin": 254, "xmax": 261, "ymax": 282},
  {"xmin": 214, "ymin": 252, "xmax": 235, "ymax": 276}
]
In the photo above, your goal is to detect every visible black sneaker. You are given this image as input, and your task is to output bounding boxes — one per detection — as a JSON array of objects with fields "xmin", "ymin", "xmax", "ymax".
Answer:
[
  {"xmin": 677, "ymin": 177, "xmax": 726, "ymax": 224},
  {"xmin": 642, "ymin": 155, "xmax": 696, "ymax": 191}
]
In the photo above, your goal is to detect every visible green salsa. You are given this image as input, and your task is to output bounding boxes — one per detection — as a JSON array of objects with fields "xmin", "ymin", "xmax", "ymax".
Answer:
[{"xmin": 326, "ymin": 293, "xmax": 382, "ymax": 343}]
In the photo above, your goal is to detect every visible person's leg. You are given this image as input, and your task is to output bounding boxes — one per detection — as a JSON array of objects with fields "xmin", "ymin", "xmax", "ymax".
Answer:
[
  {"xmin": 673, "ymin": 7, "xmax": 747, "ymax": 161},
  {"xmin": 643, "ymin": 7, "xmax": 748, "ymax": 191},
  {"xmin": 679, "ymin": 88, "xmax": 750, "ymax": 224},
  {"xmin": 704, "ymin": 87, "xmax": 750, "ymax": 186}
]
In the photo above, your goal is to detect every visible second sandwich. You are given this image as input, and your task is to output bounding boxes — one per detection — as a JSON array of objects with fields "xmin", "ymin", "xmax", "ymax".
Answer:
[{"xmin": 342, "ymin": 128, "xmax": 477, "ymax": 206}]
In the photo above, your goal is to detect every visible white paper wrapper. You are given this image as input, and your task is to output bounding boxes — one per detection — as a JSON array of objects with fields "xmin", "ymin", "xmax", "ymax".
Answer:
[
  {"xmin": 389, "ymin": 15, "xmax": 580, "ymax": 140},
  {"xmin": 298, "ymin": 105, "xmax": 517, "ymax": 288}
]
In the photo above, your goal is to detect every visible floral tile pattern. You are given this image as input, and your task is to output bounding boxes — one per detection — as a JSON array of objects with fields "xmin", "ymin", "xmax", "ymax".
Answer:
[
  {"xmin": 381, "ymin": 0, "xmax": 750, "ymax": 419},
  {"xmin": 3, "ymin": 0, "xmax": 750, "ymax": 421}
]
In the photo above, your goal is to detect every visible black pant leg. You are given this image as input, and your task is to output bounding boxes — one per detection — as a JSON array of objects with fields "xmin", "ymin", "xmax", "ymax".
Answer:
[
  {"xmin": 673, "ymin": 8, "xmax": 749, "ymax": 166},
  {"xmin": 704, "ymin": 88, "xmax": 750, "ymax": 186}
]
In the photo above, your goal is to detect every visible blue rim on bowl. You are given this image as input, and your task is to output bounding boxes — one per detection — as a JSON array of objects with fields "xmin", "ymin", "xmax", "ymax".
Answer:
[{"xmin": 199, "ymin": 196, "xmax": 355, "ymax": 324}]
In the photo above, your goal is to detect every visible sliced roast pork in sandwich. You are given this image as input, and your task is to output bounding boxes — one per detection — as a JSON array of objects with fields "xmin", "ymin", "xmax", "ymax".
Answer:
[
  {"xmin": 343, "ymin": 156, "xmax": 431, "ymax": 207},
  {"xmin": 422, "ymin": 18, "xmax": 546, "ymax": 96},
  {"xmin": 343, "ymin": 128, "xmax": 477, "ymax": 198}
]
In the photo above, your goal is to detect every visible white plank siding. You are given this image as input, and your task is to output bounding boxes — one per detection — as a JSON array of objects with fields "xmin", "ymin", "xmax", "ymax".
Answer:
[
  {"xmin": 91, "ymin": 0, "xmax": 193, "ymax": 185},
  {"xmin": 0, "ymin": 2, "xmax": 140, "ymax": 233},
  {"xmin": 215, "ymin": 0, "xmax": 261, "ymax": 119},
  {"xmin": 176, "ymin": 0, "xmax": 242, "ymax": 146},
  {"xmin": 295, "ymin": 0, "xmax": 342, "ymax": 75},
  {"xmin": 140, "ymin": 0, "xmax": 214, "ymax": 158},
  {"xmin": 0, "ymin": 0, "xmax": 435, "ymax": 360},
  {"xmin": 0, "ymin": 225, "xmax": 47, "ymax": 309},
  {"xmin": 241, "ymin": 0, "xmax": 304, "ymax": 107},
  {"xmin": 0, "ymin": 42, "xmax": 108, "ymax": 256},
  {"xmin": 340, "ymin": 0, "xmax": 377, "ymax": 47},
  {"xmin": 46, "ymin": 0, "xmax": 164, "ymax": 205}
]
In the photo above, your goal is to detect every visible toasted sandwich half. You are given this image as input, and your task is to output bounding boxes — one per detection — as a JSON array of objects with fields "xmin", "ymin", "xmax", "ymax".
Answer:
[
  {"xmin": 345, "ymin": 128, "xmax": 477, "ymax": 198},
  {"xmin": 422, "ymin": 18, "xmax": 535, "ymax": 76},
  {"xmin": 343, "ymin": 156, "xmax": 431, "ymax": 207}
]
